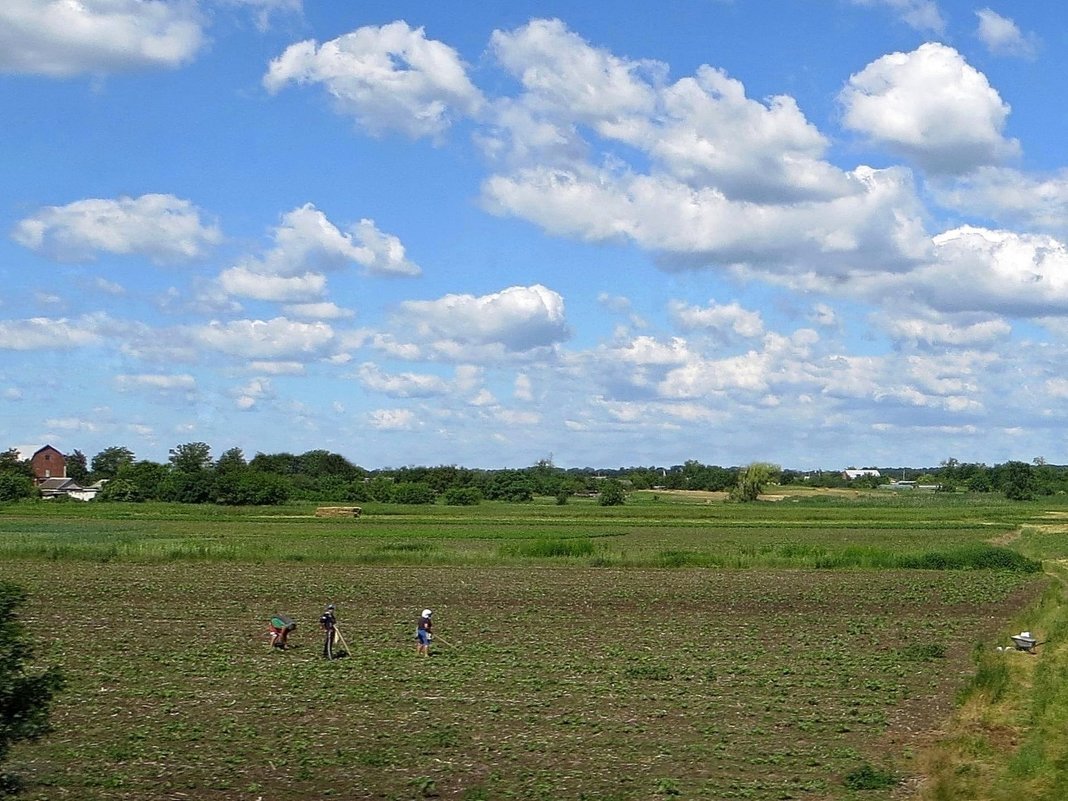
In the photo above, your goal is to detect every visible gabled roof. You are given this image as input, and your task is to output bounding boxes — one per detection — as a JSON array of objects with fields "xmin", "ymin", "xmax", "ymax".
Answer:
[
  {"xmin": 38, "ymin": 478, "xmax": 81, "ymax": 491},
  {"xmin": 32, "ymin": 444, "xmax": 65, "ymax": 458}
]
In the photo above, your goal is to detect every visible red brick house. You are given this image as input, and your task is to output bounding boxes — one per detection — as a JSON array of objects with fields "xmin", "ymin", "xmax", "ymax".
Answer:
[{"xmin": 31, "ymin": 445, "xmax": 66, "ymax": 484}]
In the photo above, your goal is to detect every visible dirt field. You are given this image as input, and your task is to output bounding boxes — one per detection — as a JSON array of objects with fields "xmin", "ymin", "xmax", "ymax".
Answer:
[{"xmin": 3, "ymin": 560, "xmax": 1042, "ymax": 800}]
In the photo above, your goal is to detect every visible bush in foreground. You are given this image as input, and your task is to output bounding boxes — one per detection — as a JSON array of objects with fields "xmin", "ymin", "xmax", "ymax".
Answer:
[{"xmin": 1, "ymin": 582, "xmax": 64, "ymax": 794}]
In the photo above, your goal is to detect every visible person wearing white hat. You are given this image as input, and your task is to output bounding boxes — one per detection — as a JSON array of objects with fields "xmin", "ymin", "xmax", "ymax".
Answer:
[{"xmin": 416, "ymin": 608, "xmax": 433, "ymax": 656}]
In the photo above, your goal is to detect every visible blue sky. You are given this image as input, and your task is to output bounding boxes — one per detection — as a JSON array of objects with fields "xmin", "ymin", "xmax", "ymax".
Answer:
[{"xmin": 2, "ymin": 1, "xmax": 1067, "ymax": 470}]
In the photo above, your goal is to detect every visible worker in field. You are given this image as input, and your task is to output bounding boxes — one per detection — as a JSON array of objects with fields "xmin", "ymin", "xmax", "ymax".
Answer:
[
  {"xmin": 268, "ymin": 613, "xmax": 296, "ymax": 649},
  {"xmin": 416, "ymin": 608, "xmax": 433, "ymax": 656},
  {"xmin": 320, "ymin": 604, "xmax": 338, "ymax": 659}
]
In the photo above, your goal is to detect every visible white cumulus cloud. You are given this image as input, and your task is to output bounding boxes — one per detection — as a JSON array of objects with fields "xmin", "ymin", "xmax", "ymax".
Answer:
[
  {"xmin": 839, "ymin": 43, "xmax": 1019, "ymax": 174},
  {"xmin": 976, "ymin": 9, "xmax": 1037, "ymax": 58},
  {"xmin": 0, "ymin": 316, "xmax": 103, "ymax": 350},
  {"xmin": 218, "ymin": 268, "xmax": 326, "ymax": 302},
  {"xmin": 13, "ymin": 194, "xmax": 221, "ymax": 264},
  {"xmin": 114, "ymin": 373, "xmax": 196, "ymax": 392},
  {"xmin": 670, "ymin": 300, "xmax": 765, "ymax": 339},
  {"xmin": 357, "ymin": 363, "xmax": 450, "ymax": 397},
  {"xmin": 368, "ymin": 408, "xmax": 418, "ymax": 430},
  {"xmin": 396, "ymin": 284, "xmax": 569, "ymax": 352},
  {"xmin": 264, "ymin": 20, "xmax": 484, "ymax": 139},
  {"xmin": 848, "ymin": 0, "xmax": 945, "ymax": 33},
  {"xmin": 190, "ymin": 317, "xmax": 335, "ymax": 359},
  {"xmin": 0, "ymin": 0, "xmax": 205, "ymax": 76}
]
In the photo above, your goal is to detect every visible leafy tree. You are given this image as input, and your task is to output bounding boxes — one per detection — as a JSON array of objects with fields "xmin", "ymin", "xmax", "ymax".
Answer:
[
  {"xmin": 158, "ymin": 471, "xmax": 215, "ymax": 504},
  {"xmin": 0, "ymin": 582, "xmax": 64, "ymax": 792},
  {"xmin": 214, "ymin": 471, "xmax": 290, "ymax": 505},
  {"xmin": 116, "ymin": 461, "xmax": 168, "ymax": 501},
  {"xmin": 0, "ymin": 450, "xmax": 32, "ymax": 479},
  {"xmin": 442, "ymin": 487, "xmax": 482, "ymax": 506},
  {"xmin": 483, "ymin": 470, "xmax": 534, "ymax": 502},
  {"xmin": 391, "ymin": 482, "xmax": 435, "ymax": 504},
  {"xmin": 0, "ymin": 473, "xmax": 35, "ymax": 503},
  {"xmin": 168, "ymin": 442, "xmax": 212, "ymax": 474},
  {"xmin": 90, "ymin": 446, "xmax": 135, "ymax": 480},
  {"xmin": 249, "ymin": 452, "xmax": 301, "ymax": 475},
  {"xmin": 215, "ymin": 447, "xmax": 247, "ymax": 474},
  {"xmin": 729, "ymin": 462, "xmax": 780, "ymax": 503},
  {"xmin": 65, "ymin": 450, "xmax": 89, "ymax": 484},
  {"xmin": 1000, "ymin": 460, "xmax": 1037, "ymax": 501},
  {"xmin": 95, "ymin": 478, "xmax": 144, "ymax": 503},
  {"xmin": 598, "ymin": 479, "xmax": 626, "ymax": 506},
  {"xmin": 298, "ymin": 450, "xmax": 358, "ymax": 479}
]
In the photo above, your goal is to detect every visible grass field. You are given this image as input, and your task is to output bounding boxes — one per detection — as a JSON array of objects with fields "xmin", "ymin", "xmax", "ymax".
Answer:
[{"xmin": 1, "ymin": 490, "xmax": 1064, "ymax": 800}]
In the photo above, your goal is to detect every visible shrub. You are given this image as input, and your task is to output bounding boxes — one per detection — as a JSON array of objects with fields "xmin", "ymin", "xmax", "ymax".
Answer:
[
  {"xmin": 843, "ymin": 763, "xmax": 896, "ymax": 790},
  {"xmin": 95, "ymin": 478, "xmax": 144, "ymax": 502},
  {"xmin": 391, "ymin": 482, "xmax": 435, "ymax": 505},
  {"xmin": 516, "ymin": 539, "xmax": 594, "ymax": 558},
  {"xmin": 897, "ymin": 544, "xmax": 1041, "ymax": 573},
  {"xmin": 0, "ymin": 583, "xmax": 64, "ymax": 791},
  {"xmin": 214, "ymin": 471, "xmax": 290, "ymax": 505},
  {"xmin": 442, "ymin": 487, "xmax": 482, "ymax": 506},
  {"xmin": 0, "ymin": 473, "xmax": 35, "ymax": 503},
  {"xmin": 598, "ymin": 480, "xmax": 625, "ymax": 506}
]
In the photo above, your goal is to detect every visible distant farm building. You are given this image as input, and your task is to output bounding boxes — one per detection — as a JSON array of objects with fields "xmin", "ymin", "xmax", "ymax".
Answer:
[
  {"xmin": 38, "ymin": 477, "xmax": 105, "ymax": 501},
  {"xmin": 30, "ymin": 445, "xmax": 103, "ymax": 501},
  {"xmin": 842, "ymin": 469, "xmax": 881, "ymax": 480},
  {"xmin": 31, "ymin": 444, "xmax": 66, "ymax": 483}
]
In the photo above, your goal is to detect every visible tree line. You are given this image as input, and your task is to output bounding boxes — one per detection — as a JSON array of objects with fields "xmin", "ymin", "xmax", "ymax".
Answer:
[{"xmin": 0, "ymin": 445, "xmax": 1060, "ymax": 504}]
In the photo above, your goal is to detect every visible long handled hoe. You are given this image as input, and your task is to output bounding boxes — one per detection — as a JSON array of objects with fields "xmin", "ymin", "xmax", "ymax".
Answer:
[{"xmin": 334, "ymin": 625, "xmax": 352, "ymax": 656}]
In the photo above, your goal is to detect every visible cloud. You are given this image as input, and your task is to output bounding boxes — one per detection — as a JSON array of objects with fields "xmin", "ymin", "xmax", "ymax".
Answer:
[
  {"xmin": 670, "ymin": 299, "xmax": 764, "ymax": 339},
  {"xmin": 218, "ymin": 268, "xmax": 326, "ymax": 302},
  {"xmin": 489, "ymin": 18, "xmax": 660, "ymax": 138},
  {"xmin": 356, "ymin": 363, "xmax": 450, "ymax": 398},
  {"xmin": 484, "ymin": 163, "xmax": 930, "ymax": 274},
  {"xmin": 839, "ymin": 43, "xmax": 1019, "ymax": 174},
  {"xmin": 190, "ymin": 317, "xmax": 335, "ymax": 359},
  {"xmin": 239, "ymin": 205, "xmax": 419, "ymax": 277},
  {"xmin": 0, "ymin": 316, "xmax": 103, "ymax": 350},
  {"xmin": 847, "ymin": 0, "xmax": 945, "ymax": 33},
  {"xmin": 264, "ymin": 20, "xmax": 484, "ymax": 139},
  {"xmin": 645, "ymin": 66, "xmax": 850, "ymax": 203},
  {"xmin": 232, "ymin": 377, "xmax": 274, "ymax": 410},
  {"xmin": 396, "ymin": 284, "xmax": 569, "ymax": 352},
  {"xmin": 514, "ymin": 374, "xmax": 534, "ymax": 401},
  {"xmin": 220, "ymin": 0, "xmax": 302, "ymax": 32},
  {"xmin": 660, "ymin": 348, "xmax": 785, "ymax": 397},
  {"xmin": 368, "ymin": 408, "xmax": 419, "ymax": 430},
  {"xmin": 13, "ymin": 194, "xmax": 222, "ymax": 264},
  {"xmin": 610, "ymin": 336, "xmax": 693, "ymax": 367},
  {"xmin": 930, "ymin": 167, "xmax": 1068, "ymax": 238},
  {"xmin": 975, "ymin": 9, "xmax": 1038, "ymax": 58},
  {"xmin": 248, "ymin": 361, "xmax": 305, "ymax": 375},
  {"xmin": 486, "ymin": 20, "xmax": 848, "ymax": 204},
  {"xmin": 283, "ymin": 302, "xmax": 355, "ymax": 320},
  {"xmin": 114, "ymin": 373, "xmax": 197, "ymax": 392},
  {"xmin": 877, "ymin": 315, "xmax": 1012, "ymax": 347},
  {"xmin": 0, "ymin": 0, "xmax": 205, "ymax": 76},
  {"xmin": 919, "ymin": 227, "xmax": 1068, "ymax": 315},
  {"xmin": 350, "ymin": 219, "xmax": 421, "ymax": 277},
  {"xmin": 219, "ymin": 205, "xmax": 419, "ymax": 301}
]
